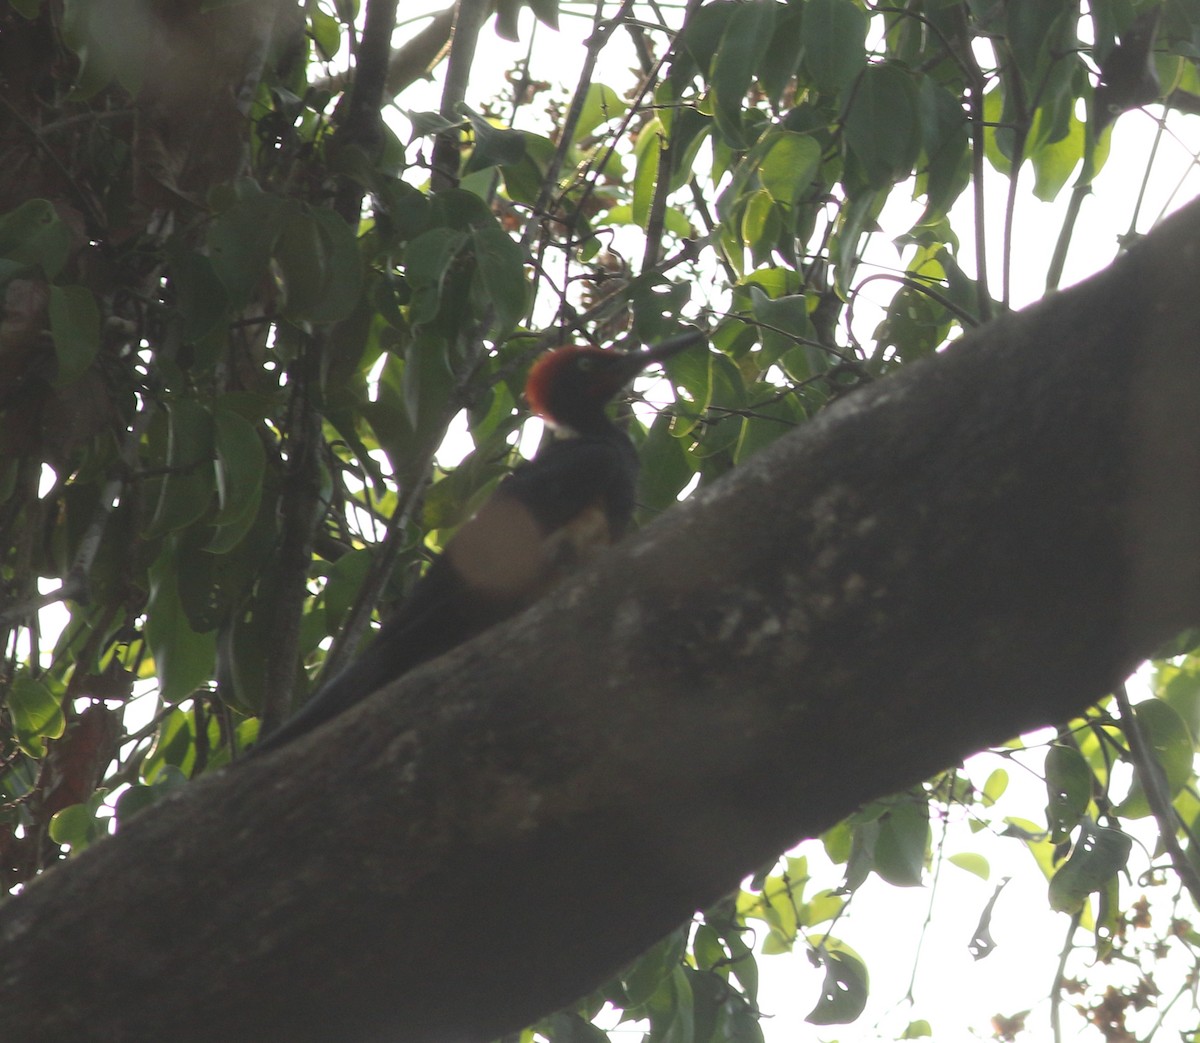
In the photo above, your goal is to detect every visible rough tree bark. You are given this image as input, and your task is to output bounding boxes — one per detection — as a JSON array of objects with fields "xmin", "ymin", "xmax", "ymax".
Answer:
[{"xmin": 2, "ymin": 197, "xmax": 1200, "ymax": 1042}]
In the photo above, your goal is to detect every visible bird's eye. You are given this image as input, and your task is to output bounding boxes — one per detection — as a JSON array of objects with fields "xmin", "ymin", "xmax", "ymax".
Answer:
[{"xmin": 576, "ymin": 355, "xmax": 596, "ymax": 372}]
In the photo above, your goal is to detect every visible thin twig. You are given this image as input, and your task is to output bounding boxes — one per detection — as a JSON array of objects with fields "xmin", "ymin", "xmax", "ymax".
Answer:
[
  {"xmin": 0, "ymin": 396, "xmax": 158, "ymax": 630},
  {"xmin": 959, "ymin": 45, "xmax": 994, "ymax": 322},
  {"xmin": 430, "ymin": 0, "xmax": 491, "ymax": 191},
  {"xmin": 521, "ymin": 0, "xmax": 636, "ymax": 251},
  {"xmin": 848, "ymin": 272, "xmax": 982, "ymax": 330},
  {"xmin": 1113, "ymin": 681, "xmax": 1200, "ymax": 909},
  {"xmin": 260, "ymin": 360, "xmax": 324, "ymax": 736},
  {"xmin": 1049, "ymin": 909, "xmax": 1082, "ymax": 1043},
  {"xmin": 334, "ymin": 0, "xmax": 401, "ymax": 222},
  {"xmin": 316, "ymin": 329, "xmax": 493, "ymax": 686}
]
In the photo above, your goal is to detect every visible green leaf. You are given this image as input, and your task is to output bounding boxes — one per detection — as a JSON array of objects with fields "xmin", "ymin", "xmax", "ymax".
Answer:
[
  {"xmin": 274, "ymin": 205, "xmax": 328, "ymax": 317},
  {"xmin": 875, "ymin": 284, "xmax": 944, "ymax": 361},
  {"xmin": 637, "ymin": 410, "xmax": 695, "ymax": 519},
  {"xmin": 724, "ymin": 924, "xmax": 758, "ymax": 1001},
  {"xmin": 982, "ymin": 87, "xmax": 1011, "ymax": 173},
  {"xmin": 536, "ymin": 1012, "xmax": 610, "ymax": 1043},
  {"xmin": 145, "ymin": 543, "xmax": 219, "ymax": 702},
  {"xmin": 873, "ymin": 799, "xmax": 929, "ymax": 886},
  {"xmin": 640, "ymin": 964, "xmax": 694, "ymax": 1041},
  {"xmin": 1117, "ymin": 699, "xmax": 1195, "ymax": 817},
  {"xmin": 1045, "ymin": 743, "xmax": 1091, "ymax": 843},
  {"xmin": 322, "ymin": 547, "xmax": 373, "ymax": 632},
  {"xmin": 759, "ymin": 132, "xmax": 822, "ymax": 208},
  {"xmin": 309, "ymin": 5, "xmax": 341, "ymax": 60},
  {"xmin": 660, "ymin": 342, "xmax": 711, "ymax": 440},
  {"xmin": 207, "ymin": 182, "xmax": 285, "ymax": 308},
  {"xmin": 621, "ymin": 928, "xmax": 687, "ymax": 1007},
  {"xmin": 601, "ymin": 204, "xmax": 692, "ymax": 238},
  {"xmin": 211, "ymin": 407, "xmax": 265, "ymax": 530},
  {"xmin": 404, "ymin": 109, "xmax": 461, "ymax": 141},
  {"xmin": 800, "ymin": 0, "xmax": 867, "ymax": 97},
  {"xmin": 306, "ymin": 208, "xmax": 363, "ymax": 323},
  {"xmin": 748, "ymin": 286, "xmax": 813, "ymax": 357},
  {"xmin": 982, "ymin": 767, "xmax": 1008, "ymax": 804},
  {"xmin": 6, "ymin": 673, "xmax": 65, "ymax": 756},
  {"xmin": 227, "ymin": 599, "xmax": 272, "ymax": 714},
  {"xmin": 573, "ymin": 83, "xmax": 628, "ymax": 142},
  {"xmin": 48, "ymin": 795, "xmax": 107, "ymax": 852},
  {"xmin": 0, "ymin": 198, "xmax": 70, "ymax": 278},
  {"xmin": 741, "ymin": 189, "xmax": 781, "ymax": 268},
  {"xmin": 404, "ymin": 227, "xmax": 468, "ymax": 325},
  {"xmin": 471, "ymin": 220, "xmax": 528, "ymax": 335},
  {"xmin": 832, "ymin": 189, "xmax": 883, "ymax": 297},
  {"xmin": 1158, "ymin": 657, "xmax": 1200, "ymax": 738},
  {"xmin": 844, "ymin": 64, "xmax": 921, "ymax": 188},
  {"xmin": 799, "ymin": 889, "xmax": 844, "ymax": 928},
  {"xmin": 710, "ymin": 0, "xmax": 777, "ymax": 148},
  {"xmin": 114, "ymin": 783, "xmax": 157, "ymax": 826},
  {"xmin": 678, "ymin": 1, "xmax": 734, "ymax": 82},
  {"xmin": 806, "ymin": 945, "xmax": 869, "ymax": 1025},
  {"xmin": 148, "ymin": 400, "xmax": 215, "ymax": 537},
  {"xmin": 463, "ymin": 107, "xmax": 527, "ymax": 173},
  {"xmin": 948, "ymin": 852, "xmax": 990, "ymax": 880},
  {"xmin": 48, "ymin": 284, "xmax": 100, "ymax": 387},
  {"xmin": 171, "ymin": 250, "xmax": 230, "ymax": 342},
  {"xmin": 500, "ymin": 131, "xmax": 557, "ymax": 205},
  {"xmin": 402, "ymin": 333, "xmax": 454, "ymax": 436},
  {"xmin": 1048, "ymin": 822, "xmax": 1132, "ymax": 913},
  {"xmin": 917, "ymin": 76, "xmax": 971, "ymax": 220},
  {"xmin": 760, "ymin": 7, "xmax": 804, "ymax": 107},
  {"xmin": 527, "ymin": 0, "xmax": 558, "ymax": 30},
  {"xmin": 1006, "ymin": 0, "xmax": 1077, "ymax": 89},
  {"xmin": 1031, "ymin": 110, "xmax": 1085, "ymax": 201},
  {"xmin": 632, "ymin": 116, "xmax": 664, "ymax": 229},
  {"xmin": 738, "ymin": 394, "xmax": 803, "ymax": 462}
]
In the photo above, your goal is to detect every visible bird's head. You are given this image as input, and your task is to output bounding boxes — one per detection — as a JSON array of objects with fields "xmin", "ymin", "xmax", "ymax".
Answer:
[{"xmin": 525, "ymin": 331, "xmax": 704, "ymax": 434}]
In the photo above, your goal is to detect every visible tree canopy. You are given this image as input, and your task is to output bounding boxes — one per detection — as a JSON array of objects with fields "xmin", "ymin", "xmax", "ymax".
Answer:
[{"xmin": 1, "ymin": 1, "xmax": 1200, "ymax": 1040}]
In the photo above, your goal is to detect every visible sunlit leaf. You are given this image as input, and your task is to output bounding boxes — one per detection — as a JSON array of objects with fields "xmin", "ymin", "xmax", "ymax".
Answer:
[
  {"xmin": 6, "ymin": 673, "xmax": 65, "ymax": 756},
  {"xmin": 949, "ymin": 852, "xmax": 990, "ymax": 880}
]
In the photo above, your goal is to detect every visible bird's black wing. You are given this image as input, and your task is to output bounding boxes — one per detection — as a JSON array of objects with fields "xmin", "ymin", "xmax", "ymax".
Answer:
[
  {"xmin": 250, "ymin": 557, "xmax": 473, "ymax": 754},
  {"xmin": 499, "ymin": 432, "xmax": 639, "ymax": 534},
  {"xmin": 251, "ymin": 435, "xmax": 638, "ymax": 755}
]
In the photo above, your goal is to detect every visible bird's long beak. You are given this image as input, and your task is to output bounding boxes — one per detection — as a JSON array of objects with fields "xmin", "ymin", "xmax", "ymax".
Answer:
[{"xmin": 620, "ymin": 329, "xmax": 706, "ymax": 380}]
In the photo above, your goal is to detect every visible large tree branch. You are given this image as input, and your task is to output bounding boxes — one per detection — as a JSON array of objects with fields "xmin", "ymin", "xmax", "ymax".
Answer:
[{"xmin": 3, "ymin": 199, "xmax": 1200, "ymax": 1042}]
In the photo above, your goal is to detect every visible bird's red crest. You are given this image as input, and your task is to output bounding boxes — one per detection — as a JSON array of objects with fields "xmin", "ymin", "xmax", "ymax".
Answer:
[{"xmin": 525, "ymin": 346, "xmax": 610, "ymax": 419}]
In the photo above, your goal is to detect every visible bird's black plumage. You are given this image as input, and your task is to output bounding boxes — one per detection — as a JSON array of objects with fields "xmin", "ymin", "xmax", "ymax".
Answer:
[{"xmin": 251, "ymin": 332, "xmax": 702, "ymax": 755}]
